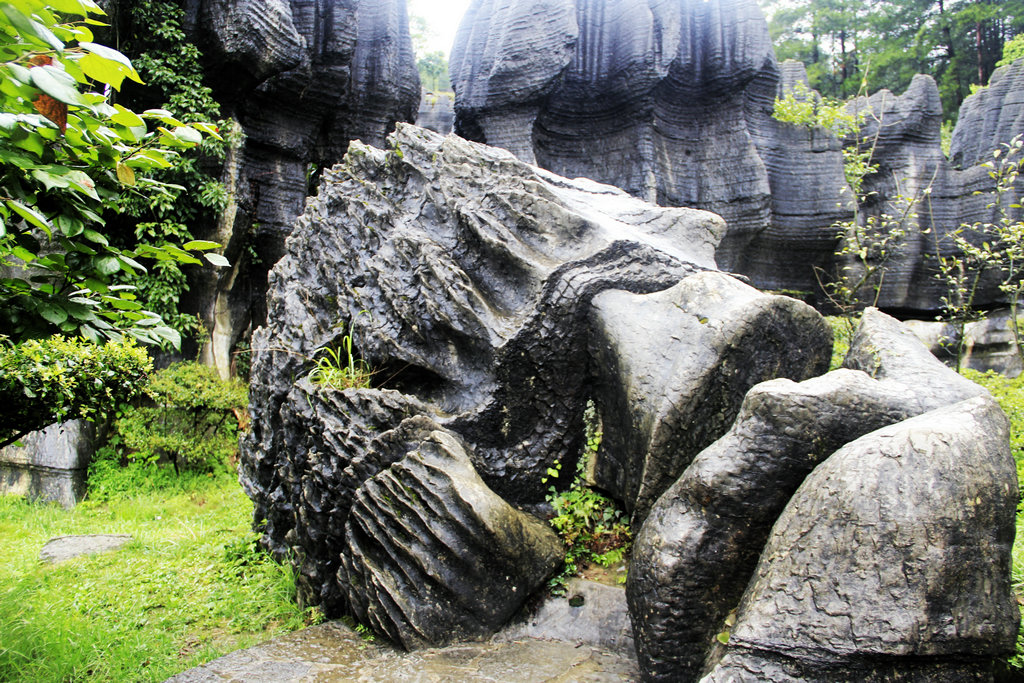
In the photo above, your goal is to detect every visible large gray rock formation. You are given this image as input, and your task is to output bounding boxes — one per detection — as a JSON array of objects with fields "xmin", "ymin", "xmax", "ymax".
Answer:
[
  {"xmin": 951, "ymin": 58, "xmax": 1024, "ymax": 169},
  {"xmin": 451, "ymin": 3, "xmax": 1024, "ymax": 316},
  {"xmin": 450, "ymin": 0, "xmax": 851, "ymax": 283},
  {"xmin": 242, "ymin": 123, "xmax": 728, "ymax": 620},
  {"xmin": 627, "ymin": 309, "xmax": 988, "ymax": 681},
  {"xmin": 588, "ymin": 271, "xmax": 831, "ymax": 523},
  {"xmin": 704, "ymin": 394, "xmax": 1019, "ymax": 681},
  {"xmin": 340, "ymin": 420, "xmax": 564, "ymax": 649},
  {"xmin": 170, "ymin": 0, "xmax": 421, "ymax": 374}
]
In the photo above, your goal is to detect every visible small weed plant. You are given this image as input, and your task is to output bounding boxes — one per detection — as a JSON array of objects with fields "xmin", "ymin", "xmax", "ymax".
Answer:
[
  {"xmin": 308, "ymin": 319, "xmax": 373, "ymax": 391},
  {"xmin": 545, "ymin": 410, "xmax": 631, "ymax": 595}
]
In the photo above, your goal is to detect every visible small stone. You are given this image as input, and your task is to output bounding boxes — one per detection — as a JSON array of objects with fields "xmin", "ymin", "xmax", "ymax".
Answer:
[{"xmin": 40, "ymin": 534, "xmax": 133, "ymax": 564}]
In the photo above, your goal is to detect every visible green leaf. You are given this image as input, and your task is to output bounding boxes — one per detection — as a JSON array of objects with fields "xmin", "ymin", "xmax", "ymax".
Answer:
[
  {"xmin": 110, "ymin": 104, "xmax": 144, "ymax": 128},
  {"xmin": 204, "ymin": 253, "xmax": 230, "ymax": 268},
  {"xmin": 95, "ymin": 255, "xmax": 120, "ymax": 275},
  {"xmin": 30, "ymin": 65, "xmax": 87, "ymax": 106},
  {"xmin": 38, "ymin": 302, "xmax": 68, "ymax": 325},
  {"xmin": 6, "ymin": 199, "xmax": 51, "ymax": 234},
  {"xmin": 172, "ymin": 126, "xmax": 202, "ymax": 145},
  {"xmin": 183, "ymin": 240, "xmax": 220, "ymax": 251},
  {"xmin": 116, "ymin": 162, "xmax": 135, "ymax": 186},
  {"xmin": 11, "ymin": 245, "xmax": 35, "ymax": 262},
  {"xmin": 0, "ymin": 3, "xmax": 64, "ymax": 51},
  {"xmin": 45, "ymin": 0, "xmax": 91, "ymax": 15},
  {"xmin": 81, "ymin": 228, "xmax": 108, "ymax": 245}
]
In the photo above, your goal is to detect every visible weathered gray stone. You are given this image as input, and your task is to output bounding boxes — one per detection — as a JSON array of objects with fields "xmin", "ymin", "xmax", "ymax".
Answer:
[
  {"xmin": 496, "ymin": 578, "xmax": 635, "ymax": 655},
  {"xmin": 174, "ymin": 0, "xmax": 422, "ymax": 375},
  {"xmin": 0, "ymin": 420, "xmax": 95, "ymax": 508},
  {"xmin": 704, "ymin": 394, "xmax": 1019, "ymax": 681},
  {"xmin": 951, "ymin": 58, "xmax": 1024, "ymax": 169},
  {"xmin": 166, "ymin": 620, "xmax": 639, "ymax": 682},
  {"xmin": 416, "ymin": 91, "xmax": 454, "ymax": 135},
  {"xmin": 339, "ymin": 423, "xmax": 564, "ymax": 649},
  {"xmin": 628, "ymin": 308, "xmax": 1000, "ymax": 681},
  {"xmin": 40, "ymin": 534, "xmax": 132, "ymax": 564},
  {"xmin": 588, "ymin": 271, "xmax": 832, "ymax": 522},
  {"xmin": 843, "ymin": 307, "xmax": 988, "ymax": 410},
  {"xmin": 905, "ymin": 311, "xmax": 1023, "ymax": 378},
  {"xmin": 241, "ymin": 122, "xmax": 725, "ymax": 621}
]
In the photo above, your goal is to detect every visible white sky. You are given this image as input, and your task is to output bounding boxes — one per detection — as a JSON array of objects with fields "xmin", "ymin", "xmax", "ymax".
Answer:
[{"xmin": 407, "ymin": 0, "xmax": 473, "ymax": 57}]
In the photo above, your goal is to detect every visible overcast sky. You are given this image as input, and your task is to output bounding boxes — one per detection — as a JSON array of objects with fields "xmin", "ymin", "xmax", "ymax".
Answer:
[{"xmin": 407, "ymin": 0, "xmax": 473, "ymax": 56}]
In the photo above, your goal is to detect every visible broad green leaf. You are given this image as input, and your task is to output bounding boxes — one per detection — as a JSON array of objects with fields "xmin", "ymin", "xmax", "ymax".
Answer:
[
  {"xmin": 65, "ymin": 170, "xmax": 98, "ymax": 199},
  {"xmin": 141, "ymin": 108, "xmax": 183, "ymax": 126},
  {"xmin": 108, "ymin": 298, "xmax": 142, "ymax": 311},
  {"xmin": 78, "ymin": 51, "xmax": 129, "ymax": 91},
  {"xmin": 11, "ymin": 245, "xmax": 34, "ymax": 262},
  {"xmin": 81, "ymin": 228, "xmax": 108, "ymax": 245},
  {"xmin": 183, "ymin": 240, "xmax": 220, "ymax": 251},
  {"xmin": 172, "ymin": 125, "xmax": 202, "ymax": 145},
  {"xmin": 38, "ymin": 302, "xmax": 68, "ymax": 325},
  {"xmin": 31, "ymin": 168, "xmax": 71, "ymax": 190},
  {"xmin": 6, "ymin": 198, "xmax": 51, "ymax": 233},
  {"xmin": 0, "ymin": 3, "xmax": 63, "ymax": 51},
  {"xmin": 45, "ymin": 0, "xmax": 90, "ymax": 15},
  {"xmin": 8, "ymin": 63, "xmax": 31, "ymax": 84},
  {"xmin": 204, "ymin": 252, "xmax": 230, "ymax": 268},
  {"xmin": 95, "ymin": 254, "xmax": 120, "ymax": 275},
  {"xmin": 30, "ymin": 65, "xmax": 86, "ymax": 106},
  {"xmin": 79, "ymin": 41, "xmax": 142, "ymax": 84},
  {"xmin": 111, "ymin": 103, "xmax": 144, "ymax": 128}
]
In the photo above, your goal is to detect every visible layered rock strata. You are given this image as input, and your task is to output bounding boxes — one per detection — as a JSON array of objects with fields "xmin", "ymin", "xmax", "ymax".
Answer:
[
  {"xmin": 177, "ymin": 0, "xmax": 421, "ymax": 374},
  {"xmin": 452, "ymin": 2, "xmax": 1024, "ymax": 315}
]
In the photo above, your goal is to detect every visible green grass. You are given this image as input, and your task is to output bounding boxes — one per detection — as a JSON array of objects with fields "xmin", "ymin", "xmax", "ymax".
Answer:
[{"xmin": 0, "ymin": 470, "xmax": 315, "ymax": 682}]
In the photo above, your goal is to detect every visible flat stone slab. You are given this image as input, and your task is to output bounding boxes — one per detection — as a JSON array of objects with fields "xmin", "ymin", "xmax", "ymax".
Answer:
[
  {"xmin": 40, "ymin": 534, "xmax": 133, "ymax": 564},
  {"xmin": 165, "ymin": 620, "xmax": 639, "ymax": 682}
]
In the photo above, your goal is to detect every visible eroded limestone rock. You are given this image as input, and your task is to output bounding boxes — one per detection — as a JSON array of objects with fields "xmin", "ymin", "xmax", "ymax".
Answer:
[
  {"xmin": 704, "ymin": 394, "xmax": 1019, "ymax": 681},
  {"xmin": 339, "ymin": 423, "xmax": 564, "ymax": 649},
  {"xmin": 589, "ymin": 271, "xmax": 831, "ymax": 523},
  {"xmin": 241, "ymin": 123, "xmax": 726, "ymax": 620},
  {"xmin": 627, "ymin": 308, "xmax": 997, "ymax": 681}
]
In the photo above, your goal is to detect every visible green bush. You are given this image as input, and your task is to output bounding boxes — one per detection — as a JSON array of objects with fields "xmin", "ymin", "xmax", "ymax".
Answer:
[
  {"xmin": 102, "ymin": 361, "xmax": 247, "ymax": 474},
  {"xmin": 545, "ymin": 414, "xmax": 631, "ymax": 594},
  {"xmin": 0, "ymin": 335, "xmax": 151, "ymax": 448}
]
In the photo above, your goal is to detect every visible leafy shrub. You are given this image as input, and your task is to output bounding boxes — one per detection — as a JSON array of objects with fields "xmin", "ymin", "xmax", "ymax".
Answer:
[
  {"xmin": 545, "ymin": 413, "xmax": 631, "ymax": 594},
  {"xmin": 0, "ymin": 335, "xmax": 151, "ymax": 448},
  {"xmin": 103, "ymin": 361, "xmax": 247, "ymax": 474}
]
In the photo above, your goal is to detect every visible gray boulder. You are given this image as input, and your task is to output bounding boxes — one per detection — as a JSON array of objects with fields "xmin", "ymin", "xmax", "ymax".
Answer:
[
  {"xmin": 339, "ymin": 422, "xmax": 564, "ymax": 649},
  {"xmin": 241, "ymin": 123, "xmax": 726, "ymax": 617},
  {"xmin": 843, "ymin": 307, "xmax": 987, "ymax": 409},
  {"xmin": 627, "ymin": 307, "xmax": 994, "ymax": 681},
  {"xmin": 589, "ymin": 271, "xmax": 832, "ymax": 523},
  {"xmin": 0, "ymin": 420, "xmax": 95, "ymax": 508},
  {"xmin": 704, "ymin": 394, "xmax": 1019, "ymax": 681}
]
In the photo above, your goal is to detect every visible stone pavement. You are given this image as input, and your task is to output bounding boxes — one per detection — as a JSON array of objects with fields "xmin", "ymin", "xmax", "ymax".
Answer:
[
  {"xmin": 167, "ymin": 579, "xmax": 639, "ymax": 682},
  {"xmin": 165, "ymin": 621, "xmax": 638, "ymax": 682}
]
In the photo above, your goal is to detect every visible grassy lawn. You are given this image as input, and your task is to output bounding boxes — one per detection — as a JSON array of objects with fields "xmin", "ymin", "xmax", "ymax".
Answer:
[{"xmin": 0, "ymin": 470, "xmax": 315, "ymax": 682}]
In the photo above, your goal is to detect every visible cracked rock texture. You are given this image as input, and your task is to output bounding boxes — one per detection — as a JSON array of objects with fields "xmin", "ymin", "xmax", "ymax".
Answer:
[
  {"xmin": 588, "ymin": 271, "xmax": 832, "ymax": 524},
  {"xmin": 704, "ymin": 393, "xmax": 1019, "ymax": 681},
  {"xmin": 170, "ymin": 0, "xmax": 421, "ymax": 374},
  {"xmin": 241, "ymin": 123, "xmax": 729, "ymax": 627},
  {"xmin": 627, "ymin": 310, "xmax": 988, "ymax": 682},
  {"xmin": 339, "ymin": 422, "xmax": 564, "ymax": 649}
]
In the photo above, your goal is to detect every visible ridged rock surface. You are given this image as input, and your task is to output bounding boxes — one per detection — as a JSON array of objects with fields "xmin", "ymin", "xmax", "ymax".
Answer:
[
  {"xmin": 451, "ymin": 0, "xmax": 852, "ymax": 281},
  {"xmin": 951, "ymin": 59, "xmax": 1024, "ymax": 169},
  {"xmin": 588, "ymin": 271, "xmax": 831, "ymax": 524},
  {"xmin": 452, "ymin": 3, "xmax": 1024, "ymax": 315},
  {"xmin": 241, "ymin": 123, "xmax": 727, "ymax": 622},
  {"xmin": 628, "ymin": 310, "xmax": 988, "ymax": 682},
  {"xmin": 339, "ymin": 420, "xmax": 564, "ymax": 649},
  {"xmin": 177, "ymin": 0, "xmax": 421, "ymax": 374},
  {"xmin": 704, "ymin": 394, "xmax": 1019, "ymax": 681}
]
